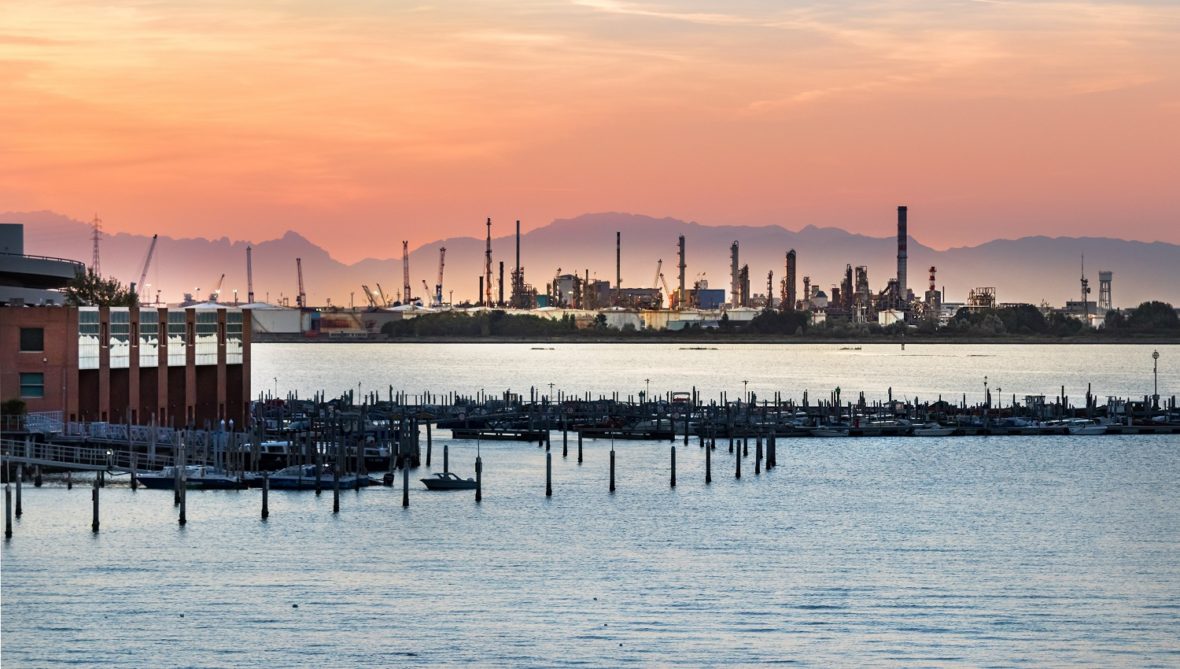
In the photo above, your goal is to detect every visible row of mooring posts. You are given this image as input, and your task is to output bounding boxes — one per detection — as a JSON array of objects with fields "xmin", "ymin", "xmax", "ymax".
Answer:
[{"xmin": 2, "ymin": 419, "xmax": 785, "ymax": 534}]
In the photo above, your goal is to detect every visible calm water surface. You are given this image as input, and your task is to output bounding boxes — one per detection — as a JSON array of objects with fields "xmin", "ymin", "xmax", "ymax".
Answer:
[
  {"xmin": 3, "ymin": 344, "xmax": 1179, "ymax": 667},
  {"xmin": 250, "ymin": 342, "xmax": 1178, "ymax": 403}
]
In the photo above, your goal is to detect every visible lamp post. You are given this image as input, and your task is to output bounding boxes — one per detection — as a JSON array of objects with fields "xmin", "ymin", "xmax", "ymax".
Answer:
[
  {"xmin": 743, "ymin": 379, "xmax": 749, "ymax": 404},
  {"xmin": 1153, "ymin": 350, "xmax": 1160, "ymax": 410},
  {"xmin": 983, "ymin": 376, "xmax": 989, "ymax": 426}
]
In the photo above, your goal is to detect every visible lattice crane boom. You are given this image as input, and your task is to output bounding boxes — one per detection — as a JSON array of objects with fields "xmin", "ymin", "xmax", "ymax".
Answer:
[{"xmin": 135, "ymin": 234, "xmax": 158, "ymax": 298}]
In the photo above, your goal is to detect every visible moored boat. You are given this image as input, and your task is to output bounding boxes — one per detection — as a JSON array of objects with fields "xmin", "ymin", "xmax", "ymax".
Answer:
[
  {"xmin": 912, "ymin": 424, "xmax": 955, "ymax": 437},
  {"xmin": 137, "ymin": 465, "xmax": 242, "ymax": 490},
  {"xmin": 1067, "ymin": 419, "xmax": 1108, "ymax": 436},
  {"xmin": 267, "ymin": 464, "xmax": 371, "ymax": 490},
  {"xmin": 420, "ymin": 472, "xmax": 478, "ymax": 490}
]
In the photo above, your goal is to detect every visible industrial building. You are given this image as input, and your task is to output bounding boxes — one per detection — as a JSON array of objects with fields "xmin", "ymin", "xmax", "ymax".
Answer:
[{"xmin": 1, "ymin": 223, "xmax": 252, "ymax": 426}]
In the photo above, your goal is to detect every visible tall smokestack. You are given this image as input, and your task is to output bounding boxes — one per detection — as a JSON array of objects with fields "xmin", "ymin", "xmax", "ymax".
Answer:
[
  {"xmin": 615, "ymin": 231, "xmax": 622, "ymax": 306},
  {"xmin": 897, "ymin": 205, "xmax": 908, "ymax": 306},
  {"xmin": 484, "ymin": 217, "xmax": 493, "ymax": 307},
  {"xmin": 246, "ymin": 246, "xmax": 254, "ymax": 304},
  {"xmin": 730, "ymin": 241, "xmax": 739, "ymax": 308},
  {"xmin": 514, "ymin": 219, "xmax": 521, "ymax": 307},
  {"xmin": 786, "ymin": 249, "xmax": 796, "ymax": 311},
  {"xmin": 677, "ymin": 235, "xmax": 686, "ymax": 311}
]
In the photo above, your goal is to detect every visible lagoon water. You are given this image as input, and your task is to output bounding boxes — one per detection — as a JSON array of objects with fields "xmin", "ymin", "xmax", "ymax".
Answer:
[
  {"xmin": 250, "ymin": 342, "xmax": 1178, "ymax": 405},
  {"xmin": 3, "ymin": 343, "xmax": 1179, "ymax": 667}
]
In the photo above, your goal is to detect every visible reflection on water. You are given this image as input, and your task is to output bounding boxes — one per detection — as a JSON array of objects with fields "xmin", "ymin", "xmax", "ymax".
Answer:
[
  {"xmin": 3, "ymin": 434, "xmax": 1179, "ymax": 666},
  {"xmin": 251, "ymin": 342, "xmax": 1177, "ymax": 404}
]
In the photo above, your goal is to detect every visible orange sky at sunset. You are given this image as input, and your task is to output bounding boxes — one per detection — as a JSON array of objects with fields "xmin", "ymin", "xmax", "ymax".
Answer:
[{"xmin": 2, "ymin": 0, "xmax": 1178, "ymax": 262}]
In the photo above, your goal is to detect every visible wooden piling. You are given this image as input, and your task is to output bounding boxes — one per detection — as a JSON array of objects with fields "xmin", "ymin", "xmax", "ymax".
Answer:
[
  {"xmin": 426, "ymin": 422, "xmax": 433, "ymax": 466},
  {"xmin": 130, "ymin": 453, "xmax": 138, "ymax": 491},
  {"xmin": 402, "ymin": 465, "xmax": 409, "ymax": 508},
  {"xmin": 670, "ymin": 446, "xmax": 676, "ymax": 488},
  {"xmin": 14, "ymin": 467, "xmax": 21, "ymax": 518},
  {"xmin": 705, "ymin": 439, "xmax": 712, "ymax": 484},
  {"xmin": 333, "ymin": 467, "xmax": 341, "ymax": 514},
  {"xmin": 444, "ymin": 444, "xmax": 449, "ymax": 473},
  {"xmin": 475, "ymin": 456, "xmax": 482, "ymax": 503},
  {"xmin": 66, "ymin": 470, "xmax": 72, "ymax": 490},
  {"xmin": 315, "ymin": 452, "xmax": 323, "ymax": 495},
  {"xmin": 33, "ymin": 465, "xmax": 42, "ymax": 488},
  {"xmin": 261, "ymin": 475, "xmax": 270, "ymax": 519},
  {"xmin": 5, "ymin": 484, "xmax": 11, "ymax": 539},
  {"xmin": 577, "ymin": 432, "xmax": 583, "ymax": 464},
  {"xmin": 609, "ymin": 448, "xmax": 616, "ymax": 492},
  {"xmin": 735, "ymin": 444, "xmax": 741, "ymax": 479},
  {"xmin": 546, "ymin": 452, "xmax": 553, "ymax": 497},
  {"xmin": 563, "ymin": 426, "xmax": 569, "ymax": 458},
  {"xmin": 755, "ymin": 439, "xmax": 761, "ymax": 475},
  {"xmin": 178, "ymin": 471, "xmax": 187, "ymax": 526},
  {"xmin": 91, "ymin": 478, "xmax": 99, "ymax": 532}
]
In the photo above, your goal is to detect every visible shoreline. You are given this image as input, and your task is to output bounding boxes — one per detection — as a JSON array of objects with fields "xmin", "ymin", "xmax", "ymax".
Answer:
[{"xmin": 253, "ymin": 334, "xmax": 1180, "ymax": 345}]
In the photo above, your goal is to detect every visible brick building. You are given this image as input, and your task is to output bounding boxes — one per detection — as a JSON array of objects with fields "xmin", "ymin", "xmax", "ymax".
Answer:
[{"xmin": 1, "ymin": 223, "xmax": 251, "ymax": 427}]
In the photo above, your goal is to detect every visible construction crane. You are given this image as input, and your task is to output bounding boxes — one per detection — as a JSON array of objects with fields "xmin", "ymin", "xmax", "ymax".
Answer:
[
  {"xmin": 134, "ymin": 234, "xmax": 158, "ymax": 302},
  {"xmin": 435, "ymin": 247, "xmax": 446, "ymax": 307},
  {"xmin": 360, "ymin": 284, "xmax": 379, "ymax": 309},
  {"xmin": 651, "ymin": 259, "xmax": 662, "ymax": 289},
  {"xmin": 295, "ymin": 258, "xmax": 306, "ymax": 308},
  {"xmin": 420, "ymin": 279, "xmax": 431, "ymax": 304},
  {"xmin": 374, "ymin": 283, "xmax": 389, "ymax": 308},
  {"xmin": 402, "ymin": 241, "xmax": 411, "ymax": 307},
  {"xmin": 658, "ymin": 272, "xmax": 673, "ymax": 308},
  {"xmin": 208, "ymin": 273, "xmax": 225, "ymax": 303}
]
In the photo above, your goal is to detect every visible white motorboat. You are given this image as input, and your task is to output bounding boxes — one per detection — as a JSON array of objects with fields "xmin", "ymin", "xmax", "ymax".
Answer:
[
  {"xmin": 267, "ymin": 464, "xmax": 369, "ymax": 490},
  {"xmin": 912, "ymin": 424, "xmax": 955, "ymax": 437},
  {"xmin": 809, "ymin": 427, "xmax": 849, "ymax": 438},
  {"xmin": 138, "ymin": 465, "xmax": 241, "ymax": 490},
  {"xmin": 421, "ymin": 472, "xmax": 478, "ymax": 490},
  {"xmin": 1067, "ymin": 419, "xmax": 1108, "ymax": 436}
]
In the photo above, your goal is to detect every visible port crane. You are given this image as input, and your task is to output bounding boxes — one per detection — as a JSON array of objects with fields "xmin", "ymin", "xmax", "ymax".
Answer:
[
  {"xmin": 208, "ymin": 273, "xmax": 225, "ymax": 303},
  {"xmin": 360, "ymin": 284, "xmax": 379, "ymax": 309},
  {"xmin": 658, "ymin": 272, "xmax": 673, "ymax": 309},
  {"xmin": 134, "ymin": 234, "xmax": 158, "ymax": 302},
  {"xmin": 374, "ymin": 283, "xmax": 389, "ymax": 308},
  {"xmin": 295, "ymin": 258, "xmax": 306, "ymax": 308},
  {"xmin": 435, "ymin": 247, "xmax": 446, "ymax": 307},
  {"xmin": 420, "ymin": 279, "xmax": 431, "ymax": 305}
]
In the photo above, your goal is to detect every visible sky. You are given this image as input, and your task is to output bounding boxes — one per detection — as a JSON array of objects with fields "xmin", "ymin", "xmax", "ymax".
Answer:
[{"xmin": 2, "ymin": 0, "xmax": 1178, "ymax": 263}]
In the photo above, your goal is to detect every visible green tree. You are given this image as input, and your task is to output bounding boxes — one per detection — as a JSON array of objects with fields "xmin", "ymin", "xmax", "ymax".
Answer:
[
  {"xmin": 744, "ymin": 309, "xmax": 811, "ymax": 335},
  {"xmin": 1125, "ymin": 301, "xmax": 1179, "ymax": 331},
  {"xmin": 64, "ymin": 269, "xmax": 138, "ymax": 307}
]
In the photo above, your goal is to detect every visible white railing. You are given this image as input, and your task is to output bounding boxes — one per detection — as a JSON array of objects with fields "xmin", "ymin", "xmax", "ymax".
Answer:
[{"xmin": 25, "ymin": 411, "xmax": 64, "ymax": 434}]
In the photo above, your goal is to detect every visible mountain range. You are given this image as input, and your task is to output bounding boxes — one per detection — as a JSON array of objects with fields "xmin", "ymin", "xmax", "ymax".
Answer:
[{"xmin": 7, "ymin": 210, "xmax": 1179, "ymax": 308}]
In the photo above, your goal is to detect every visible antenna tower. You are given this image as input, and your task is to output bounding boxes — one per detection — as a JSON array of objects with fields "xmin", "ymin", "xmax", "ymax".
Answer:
[{"xmin": 90, "ymin": 214, "xmax": 103, "ymax": 276}]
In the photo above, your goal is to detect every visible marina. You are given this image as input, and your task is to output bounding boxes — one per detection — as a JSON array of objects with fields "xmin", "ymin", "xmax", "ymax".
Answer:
[{"xmin": 3, "ymin": 342, "xmax": 1178, "ymax": 666}]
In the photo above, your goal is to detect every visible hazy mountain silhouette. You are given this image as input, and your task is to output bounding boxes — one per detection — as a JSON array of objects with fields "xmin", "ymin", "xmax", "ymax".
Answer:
[{"xmin": 8, "ymin": 210, "xmax": 1178, "ymax": 308}]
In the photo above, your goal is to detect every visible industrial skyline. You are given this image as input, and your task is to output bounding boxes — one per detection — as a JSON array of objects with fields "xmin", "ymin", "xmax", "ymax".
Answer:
[
  {"xmin": 2, "ymin": 1, "xmax": 1179, "ymax": 261},
  {"xmin": 13, "ymin": 206, "xmax": 1179, "ymax": 315}
]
